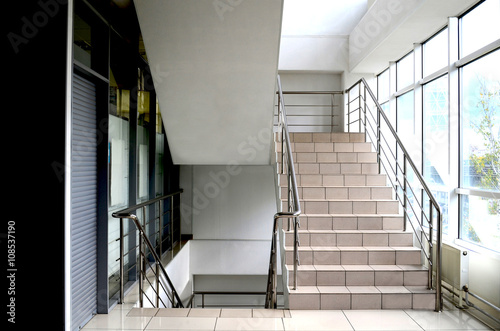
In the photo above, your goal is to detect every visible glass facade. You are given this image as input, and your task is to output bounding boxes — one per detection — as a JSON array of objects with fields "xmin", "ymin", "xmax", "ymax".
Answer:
[{"xmin": 376, "ymin": 0, "xmax": 500, "ymax": 252}]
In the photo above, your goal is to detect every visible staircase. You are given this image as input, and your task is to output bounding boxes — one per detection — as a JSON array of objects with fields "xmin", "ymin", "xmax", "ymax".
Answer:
[{"xmin": 279, "ymin": 132, "xmax": 436, "ymax": 310}]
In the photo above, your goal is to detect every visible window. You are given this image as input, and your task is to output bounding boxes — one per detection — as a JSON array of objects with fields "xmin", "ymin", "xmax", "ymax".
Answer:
[
  {"xmin": 423, "ymin": 28, "xmax": 448, "ymax": 77},
  {"xmin": 377, "ymin": 69, "xmax": 390, "ymax": 103},
  {"xmin": 460, "ymin": 0, "xmax": 500, "ymax": 58},
  {"xmin": 397, "ymin": 52, "xmax": 414, "ymax": 90},
  {"xmin": 460, "ymin": 49, "xmax": 500, "ymax": 250},
  {"xmin": 423, "ymin": 75, "xmax": 449, "ymax": 233},
  {"xmin": 396, "ymin": 91, "xmax": 415, "ymax": 148}
]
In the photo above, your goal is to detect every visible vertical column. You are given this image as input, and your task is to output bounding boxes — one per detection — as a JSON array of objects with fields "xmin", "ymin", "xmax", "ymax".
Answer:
[{"xmin": 448, "ymin": 17, "xmax": 460, "ymax": 239}]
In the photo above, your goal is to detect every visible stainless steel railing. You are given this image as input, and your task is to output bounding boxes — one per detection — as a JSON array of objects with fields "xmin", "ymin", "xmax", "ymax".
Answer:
[
  {"xmin": 346, "ymin": 78, "xmax": 443, "ymax": 312},
  {"xmin": 112, "ymin": 190, "xmax": 185, "ymax": 308},
  {"xmin": 265, "ymin": 75, "xmax": 301, "ymax": 309},
  {"xmin": 274, "ymin": 90, "xmax": 344, "ymax": 132}
]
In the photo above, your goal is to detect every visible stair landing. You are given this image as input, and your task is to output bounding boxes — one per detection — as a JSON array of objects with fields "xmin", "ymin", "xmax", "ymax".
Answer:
[{"xmin": 278, "ymin": 132, "xmax": 435, "ymax": 310}]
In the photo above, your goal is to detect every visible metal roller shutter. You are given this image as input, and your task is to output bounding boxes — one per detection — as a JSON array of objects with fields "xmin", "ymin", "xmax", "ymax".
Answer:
[{"xmin": 71, "ymin": 73, "xmax": 97, "ymax": 330}]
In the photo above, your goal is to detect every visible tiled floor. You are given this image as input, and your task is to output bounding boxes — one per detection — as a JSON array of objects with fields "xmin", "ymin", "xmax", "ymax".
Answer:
[{"xmin": 81, "ymin": 301, "xmax": 495, "ymax": 331}]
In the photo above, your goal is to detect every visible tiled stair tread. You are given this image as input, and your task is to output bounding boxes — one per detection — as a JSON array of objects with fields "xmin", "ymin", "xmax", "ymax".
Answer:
[
  {"xmin": 288, "ymin": 286, "xmax": 435, "ymax": 295},
  {"xmin": 289, "ymin": 286, "xmax": 436, "ymax": 296},
  {"xmin": 286, "ymin": 264, "xmax": 428, "ymax": 271},
  {"xmin": 285, "ymin": 246, "xmax": 421, "ymax": 251},
  {"xmin": 285, "ymin": 229, "xmax": 412, "ymax": 234}
]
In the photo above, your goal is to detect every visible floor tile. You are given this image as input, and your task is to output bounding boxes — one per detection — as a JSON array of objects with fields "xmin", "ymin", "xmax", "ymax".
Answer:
[
  {"xmin": 146, "ymin": 317, "xmax": 217, "ymax": 330},
  {"xmin": 188, "ymin": 308, "xmax": 221, "ymax": 317},
  {"xmin": 155, "ymin": 308, "xmax": 191, "ymax": 317},
  {"xmin": 83, "ymin": 314, "xmax": 153, "ymax": 330},
  {"xmin": 253, "ymin": 309, "xmax": 286, "ymax": 318},
  {"xmin": 127, "ymin": 308, "xmax": 159, "ymax": 317},
  {"xmin": 404, "ymin": 309, "xmax": 492, "ymax": 330},
  {"xmin": 344, "ymin": 310, "xmax": 422, "ymax": 330},
  {"xmin": 215, "ymin": 317, "xmax": 284, "ymax": 330},
  {"xmin": 220, "ymin": 308, "xmax": 253, "ymax": 318},
  {"xmin": 284, "ymin": 310, "xmax": 353, "ymax": 330}
]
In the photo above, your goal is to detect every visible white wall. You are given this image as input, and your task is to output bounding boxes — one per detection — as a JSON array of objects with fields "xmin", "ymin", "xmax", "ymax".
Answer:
[
  {"xmin": 278, "ymin": 73, "xmax": 344, "ymax": 132},
  {"xmin": 180, "ymin": 165, "xmax": 278, "ymax": 240}
]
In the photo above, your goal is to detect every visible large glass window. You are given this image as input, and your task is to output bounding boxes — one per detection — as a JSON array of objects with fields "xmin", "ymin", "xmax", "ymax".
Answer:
[
  {"xmin": 423, "ymin": 75, "xmax": 449, "ymax": 233},
  {"xmin": 460, "ymin": 49, "xmax": 500, "ymax": 249},
  {"xmin": 423, "ymin": 28, "xmax": 448, "ymax": 77},
  {"xmin": 396, "ymin": 91, "xmax": 415, "ymax": 148},
  {"xmin": 378, "ymin": 69, "xmax": 390, "ymax": 103},
  {"xmin": 460, "ymin": 0, "xmax": 500, "ymax": 58},
  {"xmin": 397, "ymin": 52, "xmax": 414, "ymax": 90}
]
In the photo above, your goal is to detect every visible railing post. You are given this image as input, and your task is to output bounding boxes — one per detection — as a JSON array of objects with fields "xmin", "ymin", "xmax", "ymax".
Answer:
[
  {"xmin": 293, "ymin": 218, "xmax": 299, "ymax": 290},
  {"xmin": 158, "ymin": 200, "xmax": 162, "ymax": 259},
  {"xmin": 435, "ymin": 208, "xmax": 443, "ymax": 312},
  {"xmin": 272, "ymin": 225, "xmax": 278, "ymax": 308},
  {"xmin": 358, "ymin": 82, "xmax": 362, "ymax": 132},
  {"xmin": 363, "ymin": 86, "xmax": 367, "ymax": 133},
  {"xmin": 330, "ymin": 93, "xmax": 334, "ymax": 133},
  {"xmin": 119, "ymin": 218, "xmax": 124, "ymax": 304},
  {"xmin": 170, "ymin": 195, "xmax": 174, "ymax": 258},
  {"xmin": 138, "ymin": 226, "xmax": 144, "ymax": 308},
  {"xmin": 377, "ymin": 102, "xmax": 381, "ymax": 174},
  {"xmin": 428, "ymin": 203, "xmax": 434, "ymax": 290},
  {"xmin": 156, "ymin": 261, "xmax": 160, "ymax": 307},
  {"xmin": 403, "ymin": 155, "xmax": 407, "ymax": 232},
  {"xmin": 347, "ymin": 89, "xmax": 351, "ymax": 133}
]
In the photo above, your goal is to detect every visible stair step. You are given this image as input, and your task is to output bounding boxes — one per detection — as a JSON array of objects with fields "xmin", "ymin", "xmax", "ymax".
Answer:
[
  {"xmin": 288, "ymin": 285, "xmax": 435, "ymax": 310},
  {"xmin": 286, "ymin": 264, "xmax": 429, "ymax": 287},
  {"xmin": 284, "ymin": 199, "xmax": 400, "ymax": 215},
  {"xmin": 287, "ymin": 132, "xmax": 367, "ymax": 143},
  {"xmin": 281, "ymin": 186, "xmax": 394, "ymax": 200},
  {"xmin": 284, "ymin": 230, "xmax": 413, "ymax": 247},
  {"xmin": 277, "ymin": 151, "xmax": 378, "ymax": 164},
  {"xmin": 284, "ymin": 246, "xmax": 422, "ymax": 266},
  {"xmin": 291, "ymin": 162, "xmax": 379, "ymax": 175},
  {"xmin": 281, "ymin": 214, "xmax": 404, "ymax": 231},
  {"xmin": 277, "ymin": 142, "xmax": 374, "ymax": 153},
  {"xmin": 280, "ymin": 174, "xmax": 388, "ymax": 187}
]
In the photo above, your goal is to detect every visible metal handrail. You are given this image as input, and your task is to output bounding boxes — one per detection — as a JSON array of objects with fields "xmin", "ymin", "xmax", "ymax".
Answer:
[
  {"xmin": 265, "ymin": 75, "xmax": 301, "ymax": 309},
  {"xmin": 345, "ymin": 78, "xmax": 443, "ymax": 312},
  {"xmin": 112, "ymin": 190, "xmax": 184, "ymax": 308},
  {"xmin": 274, "ymin": 90, "xmax": 343, "ymax": 131}
]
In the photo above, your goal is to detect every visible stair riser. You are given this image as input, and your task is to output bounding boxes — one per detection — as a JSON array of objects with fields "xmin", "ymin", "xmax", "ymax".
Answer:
[
  {"xmin": 288, "ymin": 292, "xmax": 435, "ymax": 310},
  {"xmin": 277, "ymin": 142, "xmax": 373, "ymax": 154},
  {"xmin": 293, "ymin": 163, "xmax": 379, "ymax": 175},
  {"xmin": 285, "ymin": 250, "xmax": 422, "ymax": 266},
  {"xmin": 285, "ymin": 132, "xmax": 366, "ymax": 143},
  {"xmin": 277, "ymin": 152, "xmax": 378, "ymax": 164},
  {"xmin": 281, "ymin": 187, "xmax": 393, "ymax": 200},
  {"xmin": 288, "ymin": 270, "xmax": 428, "ymax": 287},
  {"xmin": 280, "ymin": 174, "xmax": 388, "ymax": 187},
  {"xmin": 281, "ymin": 216, "xmax": 404, "ymax": 231},
  {"xmin": 284, "ymin": 232, "xmax": 413, "ymax": 247},
  {"xmin": 286, "ymin": 201, "xmax": 399, "ymax": 215}
]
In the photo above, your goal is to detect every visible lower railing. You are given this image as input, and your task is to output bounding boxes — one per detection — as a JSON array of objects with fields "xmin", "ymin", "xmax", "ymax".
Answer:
[
  {"xmin": 112, "ymin": 190, "xmax": 184, "ymax": 308},
  {"xmin": 191, "ymin": 291, "xmax": 284, "ymax": 308},
  {"xmin": 346, "ymin": 78, "xmax": 443, "ymax": 312}
]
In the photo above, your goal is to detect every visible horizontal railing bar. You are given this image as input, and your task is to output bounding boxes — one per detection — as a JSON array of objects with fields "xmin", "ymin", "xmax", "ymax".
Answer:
[
  {"xmin": 277, "ymin": 91, "xmax": 343, "ymax": 95},
  {"xmin": 112, "ymin": 190, "xmax": 183, "ymax": 217}
]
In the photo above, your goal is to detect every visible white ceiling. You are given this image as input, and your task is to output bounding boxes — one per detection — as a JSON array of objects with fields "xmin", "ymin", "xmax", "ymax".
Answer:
[{"xmin": 281, "ymin": 0, "xmax": 369, "ymax": 36}]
